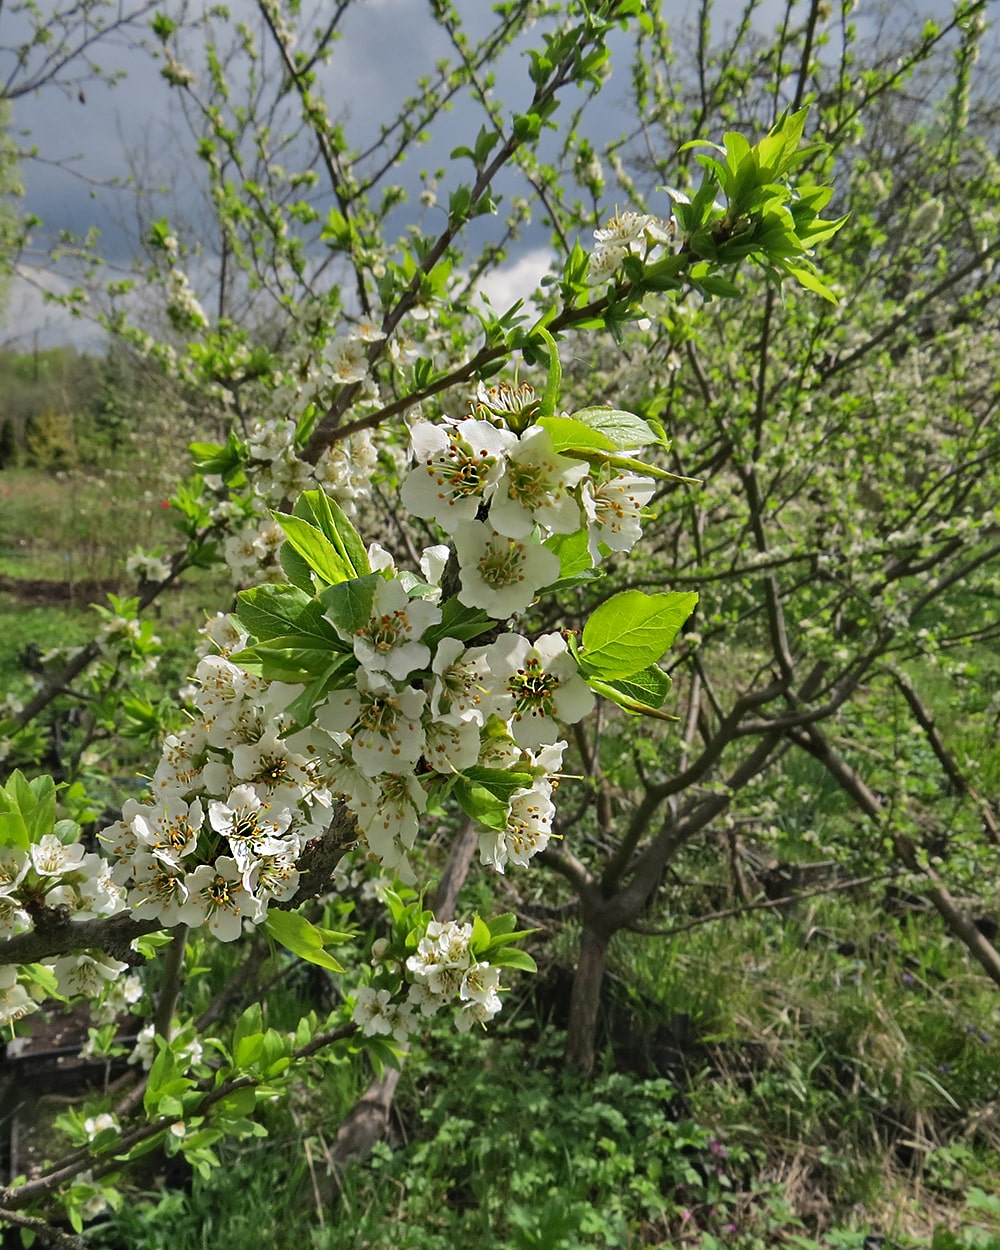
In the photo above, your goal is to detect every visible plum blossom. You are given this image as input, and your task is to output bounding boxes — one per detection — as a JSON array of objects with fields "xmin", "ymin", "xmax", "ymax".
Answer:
[
  {"xmin": 479, "ymin": 783, "xmax": 556, "ymax": 873},
  {"xmin": 473, "ymin": 379, "xmax": 540, "ymax": 426},
  {"xmin": 587, "ymin": 210, "xmax": 673, "ymax": 284},
  {"xmin": 582, "ymin": 471, "xmax": 656, "ymax": 560},
  {"xmin": 125, "ymin": 853, "xmax": 190, "ymax": 927},
  {"xmin": 0, "ymin": 966, "xmax": 37, "ymax": 1026},
  {"xmin": 348, "ymin": 772, "xmax": 427, "ymax": 880},
  {"xmin": 179, "ymin": 857, "xmax": 259, "ymax": 940},
  {"xmin": 429, "ymin": 638, "xmax": 506, "ymax": 725},
  {"xmin": 0, "ymin": 847, "xmax": 28, "ymax": 895},
  {"xmin": 352, "ymin": 985, "xmax": 414, "ymax": 1041},
  {"xmin": 453, "ymin": 521, "xmax": 560, "ymax": 618},
  {"xmin": 488, "ymin": 426, "xmax": 588, "ymax": 538},
  {"xmin": 457, "ymin": 961, "xmax": 502, "ymax": 1029},
  {"xmin": 51, "ymin": 953, "xmax": 128, "ymax": 999},
  {"xmin": 30, "ymin": 835, "xmax": 87, "ymax": 878},
  {"xmin": 344, "ymin": 577, "xmax": 441, "ymax": 681},
  {"xmin": 406, "ymin": 920, "xmax": 473, "ymax": 998},
  {"xmin": 402, "ymin": 418, "xmax": 515, "ymax": 532},
  {"xmin": 132, "ymin": 798, "xmax": 204, "ymax": 865},
  {"xmin": 208, "ymin": 785, "xmax": 294, "ymax": 872},
  {"xmin": 316, "ymin": 670, "xmax": 426, "ymax": 776},
  {"xmin": 230, "ymin": 729, "xmax": 313, "ymax": 807},
  {"xmin": 486, "ymin": 632, "xmax": 595, "ymax": 747},
  {"xmin": 423, "ymin": 714, "xmax": 481, "ymax": 774}
]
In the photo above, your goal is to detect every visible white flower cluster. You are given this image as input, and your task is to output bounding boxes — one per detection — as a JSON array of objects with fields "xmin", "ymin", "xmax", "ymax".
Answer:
[
  {"xmin": 209, "ymin": 337, "xmax": 383, "ymax": 584},
  {"xmin": 0, "ymin": 376, "xmax": 663, "ymax": 1049},
  {"xmin": 353, "ymin": 919, "xmax": 502, "ymax": 1040},
  {"xmin": 206, "ymin": 418, "xmax": 378, "ymax": 585},
  {"xmin": 0, "ymin": 839, "xmax": 125, "ymax": 943},
  {"xmin": 587, "ymin": 210, "xmax": 675, "ymax": 285},
  {"xmin": 101, "ymin": 628, "xmax": 336, "ymax": 941},
  {"xmin": 166, "ymin": 267, "xmax": 208, "ymax": 329},
  {"xmin": 403, "ymin": 382, "xmax": 655, "ymax": 616},
  {"xmin": 295, "ymin": 536, "xmax": 589, "ymax": 880},
  {"xmin": 125, "ymin": 549, "xmax": 173, "ymax": 584}
]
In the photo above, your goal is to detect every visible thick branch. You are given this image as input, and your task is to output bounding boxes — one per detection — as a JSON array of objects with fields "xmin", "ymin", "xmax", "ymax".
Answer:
[{"xmin": 0, "ymin": 806, "xmax": 358, "ymax": 968}]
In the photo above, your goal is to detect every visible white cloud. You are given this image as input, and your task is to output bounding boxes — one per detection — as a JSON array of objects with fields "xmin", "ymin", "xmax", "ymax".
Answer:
[{"xmin": 474, "ymin": 247, "xmax": 554, "ymax": 315}]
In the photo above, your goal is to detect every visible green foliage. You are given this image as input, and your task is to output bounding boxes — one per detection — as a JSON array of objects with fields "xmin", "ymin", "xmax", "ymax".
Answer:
[{"xmin": 264, "ymin": 909, "xmax": 349, "ymax": 973}]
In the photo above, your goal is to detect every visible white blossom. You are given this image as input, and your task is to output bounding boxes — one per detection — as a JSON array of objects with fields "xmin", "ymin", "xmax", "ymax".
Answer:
[
  {"xmin": 179, "ymin": 857, "xmax": 259, "ymax": 941},
  {"xmin": 345, "ymin": 577, "xmax": 441, "ymax": 681},
  {"xmin": 453, "ymin": 521, "xmax": 560, "ymax": 619},
  {"xmin": 486, "ymin": 632, "xmax": 594, "ymax": 747},
  {"xmin": 316, "ymin": 670, "xmax": 426, "ymax": 776},
  {"xmin": 402, "ymin": 418, "xmax": 515, "ymax": 532},
  {"xmin": 489, "ymin": 426, "xmax": 588, "ymax": 538}
]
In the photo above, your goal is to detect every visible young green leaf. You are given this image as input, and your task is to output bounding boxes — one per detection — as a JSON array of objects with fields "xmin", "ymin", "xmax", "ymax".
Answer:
[
  {"xmin": 579, "ymin": 590, "xmax": 698, "ymax": 680},
  {"xmin": 265, "ymin": 909, "xmax": 346, "ymax": 973},
  {"xmin": 566, "ymin": 406, "xmax": 660, "ymax": 449}
]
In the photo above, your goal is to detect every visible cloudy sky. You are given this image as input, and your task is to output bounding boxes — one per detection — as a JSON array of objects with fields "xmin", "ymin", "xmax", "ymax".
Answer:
[{"xmin": 0, "ymin": 0, "xmax": 942, "ymax": 349}]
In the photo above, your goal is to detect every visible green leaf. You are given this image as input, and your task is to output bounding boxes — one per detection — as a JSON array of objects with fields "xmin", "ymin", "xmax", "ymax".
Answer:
[
  {"xmin": 579, "ymin": 590, "xmax": 698, "ymax": 680},
  {"xmin": 461, "ymin": 766, "xmax": 535, "ymax": 803},
  {"xmin": 280, "ymin": 542, "xmax": 317, "ymax": 593},
  {"xmin": 604, "ymin": 665, "xmax": 672, "ymax": 709},
  {"xmin": 283, "ymin": 655, "xmax": 358, "ymax": 726},
  {"xmin": 320, "ymin": 573, "xmax": 380, "ymax": 640},
  {"xmin": 453, "ymin": 767, "xmax": 533, "ymax": 832},
  {"xmin": 566, "ymin": 406, "xmax": 659, "ymax": 449},
  {"xmin": 422, "ymin": 598, "xmax": 492, "ymax": 649},
  {"xmin": 0, "ymin": 771, "xmax": 56, "ymax": 845},
  {"xmin": 236, "ymin": 584, "xmax": 346, "ymax": 649},
  {"xmin": 487, "ymin": 947, "xmax": 537, "ymax": 972},
  {"xmin": 544, "ymin": 528, "xmax": 594, "ymax": 581},
  {"xmin": 233, "ymin": 1002, "xmax": 263, "ymax": 1053},
  {"xmin": 783, "ymin": 264, "xmax": 839, "ymax": 303},
  {"xmin": 454, "ymin": 779, "xmax": 508, "ymax": 831},
  {"xmin": 470, "ymin": 913, "xmax": 492, "ymax": 952},
  {"xmin": 274, "ymin": 489, "xmax": 371, "ymax": 588},
  {"xmin": 537, "ymin": 415, "xmax": 616, "ymax": 454},
  {"xmin": 486, "ymin": 911, "xmax": 518, "ymax": 937},
  {"xmin": 534, "ymin": 325, "xmax": 562, "ymax": 421},
  {"xmin": 272, "ymin": 513, "xmax": 357, "ymax": 587},
  {"xmin": 232, "ymin": 645, "xmax": 339, "ymax": 684},
  {"xmin": 265, "ymin": 909, "xmax": 346, "ymax": 973}
]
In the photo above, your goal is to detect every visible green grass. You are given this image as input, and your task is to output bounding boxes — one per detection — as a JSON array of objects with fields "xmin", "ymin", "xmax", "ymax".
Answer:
[
  {"xmin": 0, "ymin": 593, "xmax": 95, "ymax": 695},
  {"xmin": 1, "ymin": 467, "xmax": 178, "ymax": 584}
]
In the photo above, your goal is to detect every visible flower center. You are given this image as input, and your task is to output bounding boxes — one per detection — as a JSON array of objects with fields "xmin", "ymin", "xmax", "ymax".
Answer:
[
  {"xmin": 509, "ymin": 659, "xmax": 559, "ymax": 719},
  {"xmin": 478, "ymin": 537, "xmax": 526, "ymax": 588}
]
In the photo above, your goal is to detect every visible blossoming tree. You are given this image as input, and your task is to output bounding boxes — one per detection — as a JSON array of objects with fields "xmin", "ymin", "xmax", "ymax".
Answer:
[
  {"xmin": 6, "ymin": 0, "xmax": 998, "ymax": 1240},
  {"xmin": 0, "ymin": 0, "xmax": 854, "ymax": 1236}
]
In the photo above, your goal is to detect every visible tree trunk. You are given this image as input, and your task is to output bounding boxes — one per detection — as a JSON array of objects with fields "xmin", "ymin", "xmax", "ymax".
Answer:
[{"xmin": 564, "ymin": 923, "xmax": 609, "ymax": 1075}]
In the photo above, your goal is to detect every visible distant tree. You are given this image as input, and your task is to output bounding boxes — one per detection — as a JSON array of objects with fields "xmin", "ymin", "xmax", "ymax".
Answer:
[
  {"xmin": 0, "ymin": 415, "xmax": 15, "ymax": 467},
  {"xmin": 23, "ymin": 406, "xmax": 76, "ymax": 470},
  {"xmin": 0, "ymin": 0, "xmax": 159, "ymax": 103},
  {"xmin": 0, "ymin": 101, "xmax": 20, "ymax": 320}
]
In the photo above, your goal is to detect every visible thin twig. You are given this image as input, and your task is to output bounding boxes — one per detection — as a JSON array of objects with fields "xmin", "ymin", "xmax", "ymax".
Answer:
[{"xmin": 628, "ymin": 872, "xmax": 898, "ymax": 938}]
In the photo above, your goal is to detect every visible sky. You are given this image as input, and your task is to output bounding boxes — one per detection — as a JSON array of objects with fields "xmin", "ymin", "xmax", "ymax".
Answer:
[{"xmin": 0, "ymin": 0, "xmax": 955, "ymax": 350}]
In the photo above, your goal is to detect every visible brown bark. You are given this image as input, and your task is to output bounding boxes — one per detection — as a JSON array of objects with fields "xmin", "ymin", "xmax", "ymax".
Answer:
[{"xmin": 564, "ymin": 923, "xmax": 610, "ymax": 1074}]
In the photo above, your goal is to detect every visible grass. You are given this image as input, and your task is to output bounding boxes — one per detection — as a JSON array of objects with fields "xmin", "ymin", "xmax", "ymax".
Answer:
[
  {"xmin": 601, "ymin": 891, "xmax": 1000, "ymax": 1237},
  {"xmin": 0, "ymin": 466, "xmax": 178, "ymax": 584},
  {"xmin": 0, "ymin": 593, "xmax": 95, "ymax": 695}
]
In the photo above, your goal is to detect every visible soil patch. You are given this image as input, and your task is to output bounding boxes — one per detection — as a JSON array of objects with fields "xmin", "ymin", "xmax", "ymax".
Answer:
[{"xmin": 0, "ymin": 574, "xmax": 120, "ymax": 607}]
